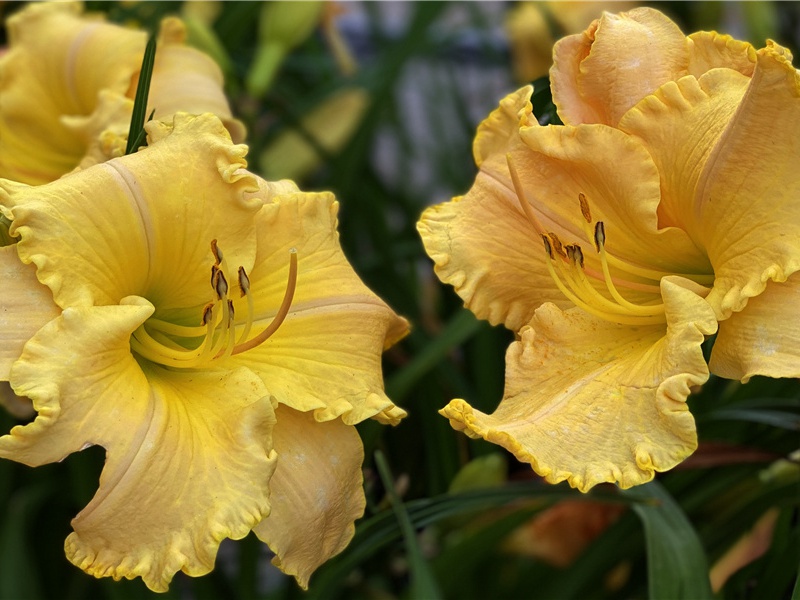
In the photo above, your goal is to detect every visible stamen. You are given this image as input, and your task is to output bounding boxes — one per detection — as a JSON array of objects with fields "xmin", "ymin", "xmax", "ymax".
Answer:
[
  {"xmin": 231, "ymin": 249, "xmax": 298, "ymax": 356},
  {"xmin": 211, "ymin": 239, "xmax": 223, "ymax": 265},
  {"xmin": 236, "ymin": 266, "xmax": 255, "ymax": 345},
  {"xmin": 578, "ymin": 193, "xmax": 592, "ymax": 223}
]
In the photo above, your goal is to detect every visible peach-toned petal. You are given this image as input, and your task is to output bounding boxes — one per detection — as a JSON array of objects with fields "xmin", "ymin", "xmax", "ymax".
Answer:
[
  {"xmin": 472, "ymin": 86, "xmax": 534, "ymax": 167},
  {"xmin": 254, "ymin": 405, "xmax": 365, "ymax": 588},
  {"xmin": 229, "ymin": 191, "xmax": 407, "ymax": 425},
  {"xmin": 710, "ymin": 274, "xmax": 800, "ymax": 381},
  {"xmin": 687, "ymin": 31, "xmax": 757, "ymax": 79},
  {"xmin": 697, "ymin": 43, "xmax": 800, "ymax": 319},
  {"xmin": 515, "ymin": 122, "xmax": 708, "ymax": 273},
  {"xmin": 439, "ymin": 277, "xmax": 717, "ymax": 492},
  {"xmin": 551, "ymin": 8, "xmax": 689, "ymax": 126},
  {"xmin": 1, "ymin": 298, "xmax": 276, "ymax": 592},
  {"xmin": 0, "ymin": 245, "xmax": 60, "ymax": 379},
  {"xmin": 619, "ymin": 69, "xmax": 750, "ymax": 237},
  {"xmin": 710, "ymin": 509, "xmax": 779, "ymax": 592},
  {"xmin": 3, "ymin": 113, "xmax": 260, "ymax": 311}
]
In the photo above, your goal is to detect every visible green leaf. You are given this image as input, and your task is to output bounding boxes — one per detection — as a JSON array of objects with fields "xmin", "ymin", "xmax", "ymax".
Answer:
[
  {"xmin": 374, "ymin": 450, "xmax": 443, "ymax": 600},
  {"xmin": 125, "ymin": 33, "xmax": 157, "ymax": 155},
  {"xmin": 624, "ymin": 480, "xmax": 714, "ymax": 600}
]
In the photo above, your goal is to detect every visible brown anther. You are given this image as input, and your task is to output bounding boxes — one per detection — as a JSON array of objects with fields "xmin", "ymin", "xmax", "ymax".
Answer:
[
  {"xmin": 215, "ymin": 269, "xmax": 229, "ymax": 300},
  {"xmin": 211, "ymin": 239, "xmax": 223, "ymax": 265},
  {"xmin": 211, "ymin": 264, "xmax": 219, "ymax": 289},
  {"xmin": 200, "ymin": 302, "xmax": 215, "ymax": 326},
  {"xmin": 594, "ymin": 221, "xmax": 606, "ymax": 253},
  {"xmin": 578, "ymin": 193, "xmax": 592, "ymax": 223},
  {"xmin": 542, "ymin": 234, "xmax": 553, "ymax": 259},
  {"xmin": 238, "ymin": 266, "xmax": 251, "ymax": 297},
  {"xmin": 573, "ymin": 245, "xmax": 585, "ymax": 268},
  {"xmin": 227, "ymin": 299, "xmax": 235, "ymax": 321},
  {"xmin": 549, "ymin": 232, "xmax": 567, "ymax": 259}
]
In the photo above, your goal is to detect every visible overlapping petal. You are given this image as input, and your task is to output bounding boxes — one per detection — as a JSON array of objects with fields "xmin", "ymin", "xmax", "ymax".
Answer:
[
  {"xmin": 551, "ymin": 8, "xmax": 689, "ymax": 127},
  {"xmin": 229, "ymin": 191, "xmax": 408, "ymax": 425},
  {"xmin": 710, "ymin": 274, "xmax": 800, "ymax": 381},
  {"xmin": 3, "ymin": 113, "xmax": 260, "ymax": 312},
  {"xmin": 440, "ymin": 278, "xmax": 717, "ymax": 492},
  {"xmin": 1, "ymin": 299, "xmax": 276, "ymax": 592},
  {"xmin": 254, "ymin": 405, "xmax": 365, "ymax": 588},
  {"xmin": 0, "ymin": 2, "xmax": 243, "ymax": 185},
  {"xmin": 0, "ymin": 245, "xmax": 59, "ymax": 379},
  {"xmin": 695, "ymin": 43, "xmax": 800, "ymax": 319},
  {"xmin": 619, "ymin": 69, "xmax": 750, "ymax": 237}
]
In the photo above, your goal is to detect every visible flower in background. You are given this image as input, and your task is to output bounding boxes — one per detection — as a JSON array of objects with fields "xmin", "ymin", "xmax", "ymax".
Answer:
[
  {"xmin": 0, "ymin": 2, "xmax": 244, "ymax": 185},
  {"xmin": 418, "ymin": 8, "xmax": 800, "ymax": 491},
  {"xmin": 0, "ymin": 112, "xmax": 407, "ymax": 591},
  {"xmin": 506, "ymin": 1, "xmax": 636, "ymax": 83}
]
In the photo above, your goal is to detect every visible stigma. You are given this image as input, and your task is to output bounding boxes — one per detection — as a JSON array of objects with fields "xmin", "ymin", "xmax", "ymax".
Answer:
[{"xmin": 130, "ymin": 240, "xmax": 298, "ymax": 368}]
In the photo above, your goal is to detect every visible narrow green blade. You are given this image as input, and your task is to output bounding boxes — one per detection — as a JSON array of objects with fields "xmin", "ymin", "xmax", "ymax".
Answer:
[
  {"xmin": 625, "ymin": 480, "xmax": 714, "ymax": 600},
  {"xmin": 125, "ymin": 33, "xmax": 157, "ymax": 155}
]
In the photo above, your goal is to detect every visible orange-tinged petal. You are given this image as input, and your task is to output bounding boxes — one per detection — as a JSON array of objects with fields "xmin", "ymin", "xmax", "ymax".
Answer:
[
  {"xmin": 696, "ymin": 43, "xmax": 800, "ymax": 319},
  {"xmin": 1, "ymin": 298, "xmax": 277, "ymax": 592},
  {"xmin": 551, "ymin": 8, "xmax": 689, "ymax": 126},
  {"xmin": 439, "ymin": 277, "xmax": 717, "ymax": 492},
  {"xmin": 709, "ymin": 274, "xmax": 800, "ymax": 381},
  {"xmin": 515, "ymin": 122, "xmax": 708, "ymax": 273},
  {"xmin": 472, "ymin": 85, "xmax": 534, "ymax": 168},
  {"xmin": 687, "ymin": 31, "xmax": 756, "ymax": 78},
  {"xmin": 0, "ymin": 245, "xmax": 59, "ymax": 379},
  {"xmin": 618, "ymin": 69, "xmax": 750, "ymax": 237},
  {"xmin": 229, "ymin": 191, "xmax": 407, "ymax": 425},
  {"xmin": 254, "ymin": 405, "xmax": 365, "ymax": 588},
  {"xmin": 3, "ymin": 113, "xmax": 260, "ymax": 312}
]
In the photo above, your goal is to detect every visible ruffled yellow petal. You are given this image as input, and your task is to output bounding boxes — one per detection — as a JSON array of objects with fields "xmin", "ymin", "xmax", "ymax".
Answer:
[
  {"xmin": 0, "ymin": 3, "xmax": 244, "ymax": 185},
  {"xmin": 687, "ymin": 31, "xmax": 757, "ymax": 78},
  {"xmin": 0, "ymin": 245, "xmax": 59, "ymax": 379},
  {"xmin": 696, "ymin": 43, "xmax": 800, "ymax": 319},
  {"xmin": 149, "ymin": 17, "xmax": 245, "ymax": 144},
  {"xmin": 0, "ymin": 3, "xmax": 143, "ymax": 184},
  {"xmin": 709, "ymin": 274, "xmax": 800, "ymax": 381},
  {"xmin": 228, "ymin": 190, "xmax": 407, "ymax": 425},
  {"xmin": 440, "ymin": 277, "xmax": 717, "ymax": 492},
  {"xmin": 253, "ymin": 405, "xmax": 365, "ymax": 588},
  {"xmin": 1, "ymin": 298, "xmax": 277, "ymax": 592},
  {"xmin": 618, "ymin": 69, "xmax": 750, "ymax": 237},
  {"xmin": 3, "ymin": 113, "xmax": 260, "ymax": 312},
  {"xmin": 551, "ymin": 7, "xmax": 689, "ymax": 126}
]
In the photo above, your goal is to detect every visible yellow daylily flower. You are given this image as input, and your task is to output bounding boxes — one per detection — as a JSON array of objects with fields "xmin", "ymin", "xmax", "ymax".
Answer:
[
  {"xmin": 0, "ymin": 2, "xmax": 244, "ymax": 186},
  {"xmin": 418, "ymin": 7, "xmax": 800, "ymax": 492},
  {"xmin": 0, "ymin": 112, "xmax": 407, "ymax": 591}
]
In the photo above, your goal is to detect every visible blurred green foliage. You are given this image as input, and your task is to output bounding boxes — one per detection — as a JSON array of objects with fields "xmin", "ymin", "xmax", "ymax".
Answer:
[{"xmin": 0, "ymin": 1, "xmax": 798, "ymax": 599}]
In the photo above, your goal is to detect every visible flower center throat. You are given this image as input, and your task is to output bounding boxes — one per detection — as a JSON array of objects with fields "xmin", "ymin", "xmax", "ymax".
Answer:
[{"xmin": 130, "ymin": 240, "xmax": 298, "ymax": 368}]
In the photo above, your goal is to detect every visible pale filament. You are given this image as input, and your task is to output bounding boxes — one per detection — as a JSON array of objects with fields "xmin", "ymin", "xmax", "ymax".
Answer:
[{"xmin": 131, "ymin": 241, "xmax": 298, "ymax": 369}]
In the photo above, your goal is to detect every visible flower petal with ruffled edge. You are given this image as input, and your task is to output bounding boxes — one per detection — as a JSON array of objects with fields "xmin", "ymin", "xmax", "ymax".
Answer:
[
  {"xmin": 0, "ymin": 298, "xmax": 277, "ymax": 592},
  {"xmin": 695, "ymin": 43, "xmax": 800, "ymax": 319},
  {"xmin": 551, "ymin": 7, "xmax": 689, "ymax": 127},
  {"xmin": 0, "ymin": 3, "xmax": 243, "ymax": 185},
  {"xmin": 227, "ymin": 191, "xmax": 408, "ymax": 425},
  {"xmin": 709, "ymin": 273, "xmax": 800, "ymax": 381},
  {"xmin": 618, "ymin": 69, "xmax": 750, "ymax": 237},
  {"xmin": 253, "ymin": 405, "xmax": 365, "ymax": 588},
  {"xmin": 687, "ymin": 31, "xmax": 756, "ymax": 78},
  {"xmin": 439, "ymin": 277, "xmax": 717, "ymax": 492},
  {"xmin": 0, "ymin": 245, "xmax": 59, "ymax": 379},
  {"xmin": 3, "ymin": 113, "xmax": 260, "ymax": 311}
]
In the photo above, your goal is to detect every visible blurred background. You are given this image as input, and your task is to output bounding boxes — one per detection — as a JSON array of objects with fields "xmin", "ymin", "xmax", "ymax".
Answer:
[{"xmin": 0, "ymin": 1, "xmax": 798, "ymax": 599}]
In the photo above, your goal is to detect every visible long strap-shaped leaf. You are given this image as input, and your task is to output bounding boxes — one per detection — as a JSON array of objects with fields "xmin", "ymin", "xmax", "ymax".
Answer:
[{"xmin": 125, "ymin": 33, "xmax": 157, "ymax": 155}]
